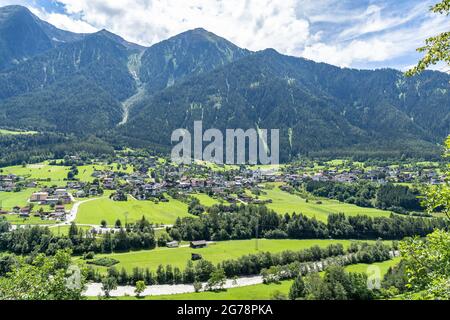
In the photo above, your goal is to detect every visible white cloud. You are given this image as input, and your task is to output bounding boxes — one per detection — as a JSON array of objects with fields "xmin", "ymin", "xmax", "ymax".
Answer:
[
  {"xmin": 302, "ymin": 13, "xmax": 449, "ymax": 68},
  {"xmin": 30, "ymin": 8, "xmax": 98, "ymax": 33},
  {"xmin": 52, "ymin": 0, "xmax": 311, "ymax": 55},
  {"xmin": 0, "ymin": 0, "xmax": 448, "ymax": 70},
  {"xmin": 302, "ymin": 1, "xmax": 449, "ymax": 68}
]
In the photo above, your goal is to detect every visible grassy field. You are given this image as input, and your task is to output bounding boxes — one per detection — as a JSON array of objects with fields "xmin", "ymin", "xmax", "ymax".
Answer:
[
  {"xmin": 345, "ymin": 257, "xmax": 401, "ymax": 275},
  {"xmin": 1, "ymin": 162, "xmax": 134, "ymax": 185},
  {"xmin": 75, "ymin": 196, "xmax": 192, "ymax": 226},
  {"xmin": 259, "ymin": 185, "xmax": 391, "ymax": 222},
  {"xmin": 0, "ymin": 188, "xmax": 38, "ymax": 210},
  {"xmin": 1, "ymin": 163, "xmax": 70, "ymax": 184},
  {"xmin": 85, "ymin": 239, "xmax": 372, "ymax": 273},
  {"xmin": 77, "ymin": 164, "xmax": 134, "ymax": 182},
  {"xmin": 192, "ymin": 193, "xmax": 222, "ymax": 207}
]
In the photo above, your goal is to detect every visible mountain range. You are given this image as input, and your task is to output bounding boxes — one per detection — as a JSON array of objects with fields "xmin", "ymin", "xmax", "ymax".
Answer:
[{"xmin": 0, "ymin": 5, "xmax": 449, "ymax": 160}]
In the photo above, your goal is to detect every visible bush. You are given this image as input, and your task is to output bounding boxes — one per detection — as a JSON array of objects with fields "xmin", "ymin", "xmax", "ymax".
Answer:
[
  {"xmin": 87, "ymin": 257, "xmax": 119, "ymax": 267},
  {"xmin": 83, "ymin": 251, "xmax": 96, "ymax": 260}
]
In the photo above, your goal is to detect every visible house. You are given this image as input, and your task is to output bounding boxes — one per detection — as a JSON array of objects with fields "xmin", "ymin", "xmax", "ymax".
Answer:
[
  {"xmin": 75, "ymin": 190, "xmax": 86, "ymax": 198},
  {"xmin": 190, "ymin": 240, "xmax": 207, "ymax": 249},
  {"xmin": 55, "ymin": 205, "xmax": 65, "ymax": 213},
  {"xmin": 46, "ymin": 197, "xmax": 60, "ymax": 205},
  {"xmin": 54, "ymin": 189, "xmax": 69, "ymax": 197},
  {"xmin": 26, "ymin": 181, "xmax": 37, "ymax": 188},
  {"xmin": 30, "ymin": 192, "xmax": 49, "ymax": 202},
  {"xmin": 19, "ymin": 207, "xmax": 31, "ymax": 217},
  {"xmin": 166, "ymin": 241, "xmax": 179, "ymax": 248}
]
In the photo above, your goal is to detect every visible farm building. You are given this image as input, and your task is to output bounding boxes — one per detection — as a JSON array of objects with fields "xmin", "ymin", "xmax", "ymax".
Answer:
[
  {"xmin": 190, "ymin": 240, "xmax": 207, "ymax": 249},
  {"xmin": 166, "ymin": 241, "xmax": 179, "ymax": 248}
]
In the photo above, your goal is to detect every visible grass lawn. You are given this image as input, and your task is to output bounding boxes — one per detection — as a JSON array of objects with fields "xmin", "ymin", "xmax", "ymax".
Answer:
[
  {"xmin": 85, "ymin": 239, "xmax": 371, "ymax": 273},
  {"xmin": 192, "ymin": 193, "xmax": 222, "ymax": 207},
  {"xmin": 75, "ymin": 196, "xmax": 192, "ymax": 226},
  {"xmin": 259, "ymin": 185, "xmax": 391, "ymax": 222},
  {"xmin": 344, "ymin": 257, "xmax": 401, "ymax": 276},
  {"xmin": 0, "ymin": 188, "xmax": 39, "ymax": 210},
  {"xmin": 77, "ymin": 164, "xmax": 134, "ymax": 182},
  {"xmin": 1, "ymin": 163, "xmax": 70, "ymax": 184}
]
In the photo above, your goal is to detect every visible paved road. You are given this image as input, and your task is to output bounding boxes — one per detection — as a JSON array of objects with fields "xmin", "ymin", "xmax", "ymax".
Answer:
[{"xmin": 47, "ymin": 197, "xmax": 104, "ymax": 228}]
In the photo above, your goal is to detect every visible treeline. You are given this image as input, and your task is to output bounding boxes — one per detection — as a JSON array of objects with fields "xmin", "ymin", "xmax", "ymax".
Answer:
[
  {"xmin": 86, "ymin": 241, "xmax": 393, "ymax": 286},
  {"xmin": 0, "ymin": 132, "xmax": 114, "ymax": 167},
  {"xmin": 301, "ymin": 180, "xmax": 423, "ymax": 214},
  {"xmin": 0, "ymin": 217, "xmax": 156, "ymax": 255},
  {"xmin": 168, "ymin": 205, "xmax": 446, "ymax": 242},
  {"xmin": 288, "ymin": 266, "xmax": 373, "ymax": 300}
]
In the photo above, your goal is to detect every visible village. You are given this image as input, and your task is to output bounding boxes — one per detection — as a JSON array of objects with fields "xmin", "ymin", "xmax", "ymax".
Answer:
[{"xmin": 0, "ymin": 153, "xmax": 445, "ymax": 225}]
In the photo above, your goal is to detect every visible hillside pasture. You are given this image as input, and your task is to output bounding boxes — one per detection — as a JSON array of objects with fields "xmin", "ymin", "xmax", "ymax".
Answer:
[
  {"xmin": 75, "ymin": 196, "xmax": 192, "ymax": 226},
  {"xmin": 259, "ymin": 185, "xmax": 392, "ymax": 222}
]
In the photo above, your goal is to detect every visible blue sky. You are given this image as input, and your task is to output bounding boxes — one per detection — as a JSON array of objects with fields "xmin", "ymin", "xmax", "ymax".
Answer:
[{"xmin": 1, "ymin": 0, "xmax": 448, "ymax": 71}]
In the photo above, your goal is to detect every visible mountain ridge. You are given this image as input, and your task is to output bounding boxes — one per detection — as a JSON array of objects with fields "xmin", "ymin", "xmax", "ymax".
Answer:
[{"xmin": 0, "ymin": 5, "xmax": 448, "ymax": 160}]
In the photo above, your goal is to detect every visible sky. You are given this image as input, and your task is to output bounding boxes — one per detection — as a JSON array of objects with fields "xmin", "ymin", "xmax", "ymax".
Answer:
[{"xmin": 1, "ymin": 0, "xmax": 449, "ymax": 71}]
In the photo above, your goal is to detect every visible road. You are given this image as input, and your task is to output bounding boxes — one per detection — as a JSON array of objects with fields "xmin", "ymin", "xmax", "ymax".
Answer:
[{"xmin": 46, "ymin": 196, "xmax": 105, "ymax": 229}]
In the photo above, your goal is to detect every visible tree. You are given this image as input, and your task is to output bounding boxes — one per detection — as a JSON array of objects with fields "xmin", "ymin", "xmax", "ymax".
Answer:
[
  {"xmin": 206, "ymin": 268, "xmax": 226, "ymax": 291},
  {"xmin": 101, "ymin": 220, "xmax": 108, "ymax": 228},
  {"xmin": 115, "ymin": 219, "xmax": 122, "ymax": 229},
  {"xmin": 270, "ymin": 290, "xmax": 288, "ymax": 300},
  {"xmin": 406, "ymin": 0, "xmax": 450, "ymax": 76},
  {"xmin": 193, "ymin": 280, "xmax": 203, "ymax": 293},
  {"xmin": 101, "ymin": 276, "xmax": 118, "ymax": 298},
  {"xmin": 289, "ymin": 275, "xmax": 305, "ymax": 300},
  {"xmin": 398, "ymin": 137, "xmax": 450, "ymax": 299},
  {"xmin": 135, "ymin": 280, "xmax": 146, "ymax": 298},
  {"xmin": 400, "ymin": 229, "xmax": 450, "ymax": 299},
  {"xmin": 0, "ymin": 249, "xmax": 85, "ymax": 300}
]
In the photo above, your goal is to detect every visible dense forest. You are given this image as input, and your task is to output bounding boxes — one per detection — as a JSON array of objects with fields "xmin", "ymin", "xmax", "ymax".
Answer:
[{"xmin": 168, "ymin": 205, "xmax": 445, "ymax": 241}]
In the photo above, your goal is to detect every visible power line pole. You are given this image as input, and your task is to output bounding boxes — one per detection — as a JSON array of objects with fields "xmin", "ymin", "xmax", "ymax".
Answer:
[{"xmin": 255, "ymin": 221, "xmax": 259, "ymax": 251}]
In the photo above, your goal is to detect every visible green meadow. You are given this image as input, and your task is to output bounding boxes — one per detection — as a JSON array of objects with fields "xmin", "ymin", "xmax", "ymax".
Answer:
[
  {"xmin": 1, "ymin": 163, "xmax": 70, "ymax": 184},
  {"xmin": 192, "ymin": 193, "xmax": 222, "ymax": 207},
  {"xmin": 76, "ymin": 164, "xmax": 134, "ymax": 182},
  {"xmin": 75, "ymin": 196, "xmax": 192, "ymax": 226},
  {"xmin": 0, "ymin": 188, "xmax": 38, "ymax": 210},
  {"xmin": 0, "ymin": 162, "xmax": 134, "ymax": 185},
  {"xmin": 345, "ymin": 257, "xmax": 401, "ymax": 275},
  {"xmin": 259, "ymin": 185, "xmax": 391, "ymax": 222},
  {"xmin": 84, "ymin": 239, "xmax": 372, "ymax": 273}
]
